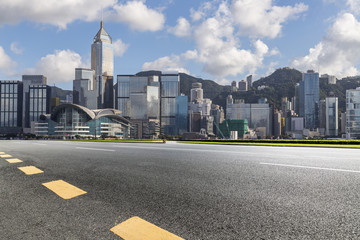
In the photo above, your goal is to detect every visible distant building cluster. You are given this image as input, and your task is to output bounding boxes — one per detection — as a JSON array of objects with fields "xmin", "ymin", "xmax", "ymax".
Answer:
[{"xmin": 0, "ymin": 21, "xmax": 359, "ymax": 139}]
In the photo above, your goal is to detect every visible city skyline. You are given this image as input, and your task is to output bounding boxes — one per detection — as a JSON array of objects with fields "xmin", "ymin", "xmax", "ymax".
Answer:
[{"xmin": 0, "ymin": 0, "xmax": 360, "ymax": 90}]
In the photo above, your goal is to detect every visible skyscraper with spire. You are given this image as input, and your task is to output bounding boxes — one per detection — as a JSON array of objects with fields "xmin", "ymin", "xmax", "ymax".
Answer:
[{"xmin": 91, "ymin": 20, "xmax": 114, "ymax": 108}]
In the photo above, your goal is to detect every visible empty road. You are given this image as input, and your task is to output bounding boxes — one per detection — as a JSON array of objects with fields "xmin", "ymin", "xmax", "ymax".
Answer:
[{"xmin": 1, "ymin": 140, "xmax": 360, "ymax": 239}]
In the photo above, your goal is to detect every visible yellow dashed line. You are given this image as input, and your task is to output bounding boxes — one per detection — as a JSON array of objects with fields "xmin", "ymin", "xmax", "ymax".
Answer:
[
  {"xmin": 6, "ymin": 158, "xmax": 23, "ymax": 163},
  {"xmin": 0, "ymin": 154, "xmax": 12, "ymax": 158},
  {"xmin": 42, "ymin": 180, "xmax": 87, "ymax": 199},
  {"xmin": 18, "ymin": 166, "xmax": 44, "ymax": 175},
  {"xmin": 110, "ymin": 216, "xmax": 184, "ymax": 240}
]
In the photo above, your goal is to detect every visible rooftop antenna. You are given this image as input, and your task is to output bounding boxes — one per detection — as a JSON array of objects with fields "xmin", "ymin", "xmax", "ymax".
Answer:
[{"xmin": 101, "ymin": 4, "xmax": 104, "ymax": 28}]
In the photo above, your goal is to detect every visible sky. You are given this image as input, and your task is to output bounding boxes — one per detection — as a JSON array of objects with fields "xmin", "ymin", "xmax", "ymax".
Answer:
[{"xmin": 0, "ymin": 0, "xmax": 360, "ymax": 90}]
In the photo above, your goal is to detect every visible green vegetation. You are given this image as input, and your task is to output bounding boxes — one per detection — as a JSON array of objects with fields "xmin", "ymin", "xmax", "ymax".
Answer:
[{"xmin": 179, "ymin": 139, "xmax": 360, "ymax": 148}]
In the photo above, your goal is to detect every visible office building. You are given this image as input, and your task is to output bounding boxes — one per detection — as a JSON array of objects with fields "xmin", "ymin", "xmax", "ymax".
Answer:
[
  {"xmin": 226, "ymin": 96, "xmax": 272, "ymax": 136},
  {"xmin": 320, "ymin": 74, "xmax": 336, "ymax": 85},
  {"xmin": 28, "ymin": 85, "xmax": 51, "ymax": 130},
  {"xmin": 246, "ymin": 75, "xmax": 253, "ymax": 88},
  {"xmin": 346, "ymin": 88, "xmax": 360, "ymax": 138},
  {"xmin": 231, "ymin": 81, "xmax": 237, "ymax": 92},
  {"xmin": 238, "ymin": 80, "xmax": 248, "ymax": 91},
  {"xmin": 210, "ymin": 105, "xmax": 225, "ymax": 136},
  {"xmin": 73, "ymin": 68, "xmax": 97, "ymax": 109},
  {"xmin": 91, "ymin": 20, "xmax": 114, "ymax": 109},
  {"xmin": 175, "ymin": 95, "xmax": 188, "ymax": 136},
  {"xmin": 319, "ymin": 99, "xmax": 326, "ymax": 129},
  {"xmin": 273, "ymin": 111, "xmax": 281, "ymax": 137},
  {"xmin": 116, "ymin": 75, "xmax": 160, "ymax": 138},
  {"xmin": 160, "ymin": 73, "xmax": 180, "ymax": 135},
  {"xmin": 299, "ymin": 70, "xmax": 319, "ymax": 130},
  {"xmin": 22, "ymin": 75, "xmax": 48, "ymax": 131},
  {"xmin": 0, "ymin": 81, "xmax": 23, "ymax": 135},
  {"xmin": 116, "ymin": 73, "xmax": 181, "ymax": 137},
  {"xmin": 325, "ymin": 96, "xmax": 338, "ymax": 136},
  {"xmin": 190, "ymin": 82, "xmax": 203, "ymax": 102},
  {"xmin": 219, "ymin": 119, "xmax": 248, "ymax": 139},
  {"xmin": 188, "ymin": 82, "xmax": 213, "ymax": 135}
]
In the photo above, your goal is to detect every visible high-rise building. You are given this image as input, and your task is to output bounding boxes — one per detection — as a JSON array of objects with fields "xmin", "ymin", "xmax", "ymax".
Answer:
[
  {"xmin": 226, "ymin": 96, "xmax": 272, "ymax": 136},
  {"xmin": 73, "ymin": 68, "xmax": 97, "ymax": 109},
  {"xmin": 346, "ymin": 88, "xmax": 360, "ymax": 138},
  {"xmin": 175, "ymin": 95, "xmax": 188, "ymax": 136},
  {"xmin": 28, "ymin": 85, "xmax": 51, "ymax": 129},
  {"xmin": 190, "ymin": 82, "xmax": 203, "ymax": 102},
  {"xmin": 246, "ymin": 75, "xmax": 253, "ymax": 88},
  {"xmin": 188, "ymin": 82, "xmax": 213, "ymax": 135},
  {"xmin": 325, "ymin": 96, "xmax": 338, "ymax": 136},
  {"xmin": 160, "ymin": 73, "xmax": 180, "ymax": 135},
  {"xmin": 238, "ymin": 80, "xmax": 248, "ymax": 91},
  {"xmin": 91, "ymin": 21, "xmax": 114, "ymax": 109},
  {"xmin": 273, "ymin": 111, "xmax": 281, "ymax": 137},
  {"xmin": 22, "ymin": 75, "xmax": 47, "ymax": 131},
  {"xmin": 116, "ymin": 75, "xmax": 160, "ymax": 138},
  {"xmin": 319, "ymin": 99, "xmax": 326, "ymax": 129},
  {"xmin": 116, "ymin": 73, "xmax": 181, "ymax": 137},
  {"xmin": 320, "ymin": 74, "xmax": 336, "ymax": 85},
  {"xmin": 299, "ymin": 70, "xmax": 319, "ymax": 130},
  {"xmin": 0, "ymin": 81, "xmax": 23, "ymax": 135}
]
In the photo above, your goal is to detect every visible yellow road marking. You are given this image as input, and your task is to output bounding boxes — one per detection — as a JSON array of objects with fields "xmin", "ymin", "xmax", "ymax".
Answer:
[
  {"xmin": 6, "ymin": 158, "xmax": 23, "ymax": 163},
  {"xmin": 0, "ymin": 154, "xmax": 12, "ymax": 158},
  {"xmin": 0, "ymin": 152, "xmax": 5, "ymax": 154},
  {"xmin": 42, "ymin": 180, "xmax": 87, "ymax": 199},
  {"xmin": 18, "ymin": 166, "xmax": 44, "ymax": 175},
  {"xmin": 110, "ymin": 216, "xmax": 184, "ymax": 240}
]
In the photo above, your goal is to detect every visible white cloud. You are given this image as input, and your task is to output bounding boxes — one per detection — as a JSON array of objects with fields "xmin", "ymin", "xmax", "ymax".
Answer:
[
  {"xmin": 0, "ymin": 46, "xmax": 17, "ymax": 76},
  {"xmin": 0, "ymin": 0, "xmax": 164, "ymax": 31},
  {"xmin": 291, "ymin": 13, "xmax": 360, "ymax": 77},
  {"xmin": 192, "ymin": 2, "xmax": 269, "ymax": 78},
  {"xmin": 145, "ymin": 0, "xmax": 293, "ymax": 82},
  {"xmin": 142, "ymin": 55, "xmax": 189, "ymax": 74},
  {"xmin": 113, "ymin": 39, "xmax": 129, "ymax": 57},
  {"xmin": 231, "ymin": 0, "xmax": 308, "ymax": 39},
  {"xmin": 347, "ymin": 0, "xmax": 360, "ymax": 14},
  {"xmin": 0, "ymin": 0, "xmax": 115, "ymax": 29},
  {"xmin": 109, "ymin": 1, "xmax": 165, "ymax": 31},
  {"xmin": 10, "ymin": 42, "xmax": 23, "ymax": 55},
  {"xmin": 190, "ymin": 2, "xmax": 213, "ymax": 22},
  {"xmin": 168, "ymin": 17, "xmax": 191, "ymax": 37},
  {"xmin": 24, "ymin": 50, "xmax": 85, "ymax": 84}
]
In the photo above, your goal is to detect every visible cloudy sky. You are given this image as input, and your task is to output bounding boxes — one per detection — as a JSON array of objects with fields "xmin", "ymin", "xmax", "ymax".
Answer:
[{"xmin": 0, "ymin": 0, "xmax": 360, "ymax": 89}]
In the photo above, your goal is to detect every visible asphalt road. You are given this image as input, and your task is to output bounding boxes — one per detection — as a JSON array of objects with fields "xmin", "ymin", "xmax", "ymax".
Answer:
[{"xmin": 1, "ymin": 140, "xmax": 360, "ymax": 239}]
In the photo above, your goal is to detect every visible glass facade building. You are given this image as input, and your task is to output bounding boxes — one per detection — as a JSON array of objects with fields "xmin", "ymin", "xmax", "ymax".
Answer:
[
  {"xmin": 346, "ymin": 88, "xmax": 360, "ymax": 138},
  {"xmin": 325, "ymin": 96, "xmax": 338, "ymax": 136},
  {"xmin": 28, "ymin": 85, "xmax": 50, "ymax": 127},
  {"xmin": 226, "ymin": 99, "xmax": 272, "ymax": 136},
  {"xmin": 175, "ymin": 95, "xmax": 188, "ymax": 136},
  {"xmin": 0, "ymin": 81, "xmax": 23, "ymax": 134},
  {"xmin": 299, "ymin": 70, "xmax": 319, "ymax": 130},
  {"xmin": 160, "ymin": 74, "xmax": 180, "ymax": 135},
  {"xmin": 73, "ymin": 68, "xmax": 97, "ymax": 109},
  {"xmin": 91, "ymin": 21, "xmax": 114, "ymax": 109},
  {"xmin": 22, "ymin": 75, "xmax": 47, "ymax": 129}
]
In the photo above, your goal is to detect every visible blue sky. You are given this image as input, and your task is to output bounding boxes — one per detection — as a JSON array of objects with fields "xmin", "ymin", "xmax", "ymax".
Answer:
[{"xmin": 1, "ymin": 0, "xmax": 360, "ymax": 90}]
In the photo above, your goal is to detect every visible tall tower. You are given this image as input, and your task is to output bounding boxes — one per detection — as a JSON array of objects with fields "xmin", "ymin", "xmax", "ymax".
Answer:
[{"xmin": 91, "ymin": 20, "xmax": 114, "ymax": 109}]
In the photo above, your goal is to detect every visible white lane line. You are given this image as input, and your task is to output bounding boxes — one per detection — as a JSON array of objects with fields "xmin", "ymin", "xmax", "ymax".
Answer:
[
  {"xmin": 75, "ymin": 147, "xmax": 115, "ymax": 152},
  {"xmin": 110, "ymin": 144, "xmax": 257, "ymax": 155},
  {"xmin": 260, "ymin": 162, "xmax": 360, "ymax": 173},
  {"xmin": 32, "ymin": 143, "xmax": 47, "ymax": 146}
]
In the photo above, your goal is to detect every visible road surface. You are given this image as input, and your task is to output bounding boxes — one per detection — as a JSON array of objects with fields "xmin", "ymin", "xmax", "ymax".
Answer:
[{"xmin": 1, "ymin": 140, "xmax": 360, "ymax": 239}]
